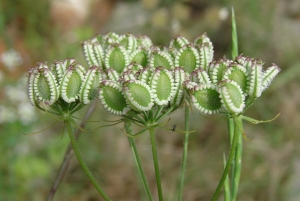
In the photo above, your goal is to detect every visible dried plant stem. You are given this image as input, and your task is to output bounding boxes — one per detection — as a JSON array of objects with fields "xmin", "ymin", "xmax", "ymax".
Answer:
[
  {"xmin": 46, "ymin": 101, "xmax": 97, "ymax": 201},
  {"xmin": 177, "ymin": 105, "xmax": 190, "ymax": 201},
  {"xmin": 149, "ymin": 127, "xmax": 163, "ymax": 201},
  {"xmin": 65, "ymin": 120, "xmax": 111, "ymax": 201}
]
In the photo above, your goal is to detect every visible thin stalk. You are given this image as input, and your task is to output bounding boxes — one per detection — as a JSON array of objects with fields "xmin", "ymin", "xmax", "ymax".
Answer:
[
  {"xmin": 210, "ymin": 116, "xmax": 240, "ymax": 201},
  {"xmin": 65, "ymin": 120, "xmax": 111, "ymax": 201},
  {"xmin": 231, "ymin": 118, "xmax": 243, "ymax": 201},
  {"xmin": 223, "ymin": 154, "xmax": 231, "ymax": 201},
  {"xmin": 177, "ymin": 106, "xmax": 190, "ymax": 201},
  {"xmin": 149, "ymin": 127, "xmax": 163, "ymax": 201},
  {"xmin": 46, "ymin": 101, "xmax": 97, "ymax": 201},
  {"xmin": 125, "ymin": 121, "xmax": 153, "ymax": 201}
]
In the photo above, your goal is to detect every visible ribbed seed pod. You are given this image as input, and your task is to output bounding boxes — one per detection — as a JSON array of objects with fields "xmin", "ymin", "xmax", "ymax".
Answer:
[
  {"xmin": 194, "ymin": 33, "xmax": 214, "ymax": 64},
  {"xmin": 92, "ymin": 41, "xmax": 105, "ymax": 67},
  {"xmin": 130, "ymin": 48, "xmax": 149, "ymax": 67},
  {"xmin": 105, "ymin": 44, "xmax": 129, "ymax": 73},
  {"xmin": 149, "ymin": 67, "xmax": 174, "ymax": 105},
  {"xmin": 169, "ymin": 35, "xmax": 189, "ymax": 49},
  {"xmin": 52, "ymin": 59, "xmax": 75, "ymax": 84},
  {"xmin": 119, "ymin": 34, "xmax": 137, "ymax": 53},
  {"xmin": 184, "ymin": 80, "xmax": 198, "ymax": 90},
  {"xmin": 138, "ymin": 67, "xmax": 153, "ymax": 84},
  {"xmin": 27, "ymin": 67, "xmax": 39, "ymax": 106},
  {"xmin": 247, "ymin": 61, "xmax": 263, "ymax": 98},
  {"xmin": 123, "ymin": 80, "xmax": 154, "ymax": 112},
  {"xmin": 149, "ymin": 49, "xmax": 174, "ymax": 70},
  {"xmin": 191, "ymin": 84, "xmax": 221, "ymax": 114},
  {"xmin": 174, "ymin": 44, "xmax": 200, "ymax": 73},
  {"xmin": 219, "ymin": 80, "xmax": 245, "ymax": 114},
  {"xmin": 103, "ymin": 32, "xmax": 120, "ymax": 46},
  {"xmin": 137, "ymin": 35, "xmax": 153, "ymax": 49},
  {"xmin": 262, "ymin": 64, "xmax": 280, "ymax": 91},
  {"xmin": 197, "ymin": 42, "xmax": 214, "ymax": 71},
  {"xmin": 208, "ymin": 59, "xmax": 230, "ymax": 84},
  {"xmin": 98, "ymin": 80, "xmax": 129, "ymax": 115},
  {"xmin": 106, "ymin": 68, "xmax": 120, "ymax": 82},
  {"xmin": 79, "ymin": 66, "xmax": 102, "ymax": 104},
  {"xmin": 191, "ymin": 68, "xmax": 211, "ymax": 84},
  {"xmin": 223, "ymin": 63, "xmax": 249, "ymax": 94},
  {"xmin": 235, "ymin": 55, "xmax": 254, "ymax": 71},
  {"xmin": 121, "ymin": 70, "xmax": 136, "ymax": 82},
  {"xmin": 124, "ymin": 62, "xmax": 143, "ymax": 74},
  {"xmin": 82, "ymin": 40, "xmax": 99, "ymax": 66},
  {"xmin": 171, "ymin": 67, "xmax": 186, "ymax": 106},
  {"xmin": 34, "ymin": 64, "xmax": 59, "ymax": 105},
  {"xmin": 60, "ymin": 64, "xmax": 85, "ymax": 103}
]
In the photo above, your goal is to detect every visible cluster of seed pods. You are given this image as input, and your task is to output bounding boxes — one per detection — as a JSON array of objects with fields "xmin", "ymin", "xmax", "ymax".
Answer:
[{"xmin": 27, "ymin": 32, "xmax": 280, "ymax": 116}]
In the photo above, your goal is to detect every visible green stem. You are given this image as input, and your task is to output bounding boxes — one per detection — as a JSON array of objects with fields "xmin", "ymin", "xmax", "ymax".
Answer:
[
  {"xmin": 65, "ymin": 120, "xmax": 111, "ymax": 201},
  {"xmin": 231, "ymin": 118, "xmax": 243, "ymax": 201},
  {"xmin": 149, "ymin": 127, "xmax": 163, "ymax": 201},
  {"xmin": 223, "ymin": 154, "xmax": 231, "ymax": 201},
  {"xmin": 210, "ymin": 116, "xmax": 240, "ymax": 201},
  {"xmin": 125, "ymin": 121, "xmax": 153, "ymax": 201},
  {"xmin": 177, "ymin": 106, "xmax": 190, "ymax": 201}
]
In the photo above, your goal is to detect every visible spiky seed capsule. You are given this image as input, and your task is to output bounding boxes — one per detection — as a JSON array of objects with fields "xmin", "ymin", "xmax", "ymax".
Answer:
[
  {"xmin": 98, "ymin": 81, "xmax": 129, "ymax": 115},
  {"xmin": 223, "ymin": 63, "xmax": 249, "ymax": 94},
  {"xmin": 219, "ymin": 80, "xmax": 245, "ymax": 114},
  {"xmin": 247, "ymin": 61, "xmax": 263, "ymax": 98},
  {"xmin": 149, "ymin": 49, "xmax": 174, "ymax": 70},
  {"xmin": 122, "ymin": 70, "xmax": 136, "ymax": 82},
  {"xmin": 123, "ymin": 80, "xmax": 154, "ymax": 112},
  {"xmin": 149, "ymin": 67, "xmax": 174, "ymax": 105},
  {"xmin": 191, "ymin": 84, "xmax": 222, "ymax": 114},
  {"xmin": 138, "ymin": 67, "xmax": 153, "ymax": 84},
  {"xmin": 79, "ymin": 66, "xmax": 102, "ymax": 104},
  {"xmin": 169, "ymin": 35, "xmax": 189, "ymax": 49},
  {"xmin": 171, "ymin": 67, "xmax": 186, "ymax": 107},
  {"xmin": 194, "ymin": 33, "xmax": 214, "ymax": 63},
  {"xmin": 60, "ymin": 64, "xmax": 85, "ymax": 103},
  {"xmin": 92, "ymin": 41, "xmax": 105, "ymax": 67},
  {"xmin": 197, "ymin": 42, "xmax": 214, "ymax": 71},
  {"xmin": 124, "ymin": 62, "xmax": 143, "ymax": 73},
  {"xmin": 104, "ymin": 44, "xmax": 129, "ymax": 73},
  {"xmin": 27, "ymin": 67, "xmax": 39, "ymax": 106},
  {"xmin": 106, "ymin": 68, "xmax": 120, "ymax": 82},
  {"xmin": 119, "ymin": 34, "xmax": 137, "ymax": 53},
  {"xmin": 34, "ymin": 64, "xmax": 59, "ymax": 105},
  {"xmin": 82, "ymin": 41, "xmax": 99, "ymax": 66},
  {"xmin": 103, "ymin": 32, "xmax": 121, "ymax": 46},
  {"xmin": 136, "ymin": 35, "xmax": 153, "ymax": 49},
  {"xmin": 52, "ymin": 59, "xmax": 75, "ymax": 84},
  {"xmin": 262, "ymin": 64, "xmax": 280, "ymax": 91},
  {"xmin": 130, "ymin": 48, "xmax": 149, "ymax": 67},
  {"xmin": 208, "ymin": 59, "xmax": 230, "ymax": 84},
  {"xmin": 174, "ymin": 44, "xmax": 200, "ymax": 73},
  {"xmin": 236, "ymin": 55, "xmax": 254, "ymax": 72},
  {"xmin": 191, "ymin": 68, "xmax": 211, "ymax": 84}
]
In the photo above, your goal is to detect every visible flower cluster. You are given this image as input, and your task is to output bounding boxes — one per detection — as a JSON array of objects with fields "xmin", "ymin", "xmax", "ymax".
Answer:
[{"xmin": 27, "ymin": 32, "xmax": 280, "ymax": 118}]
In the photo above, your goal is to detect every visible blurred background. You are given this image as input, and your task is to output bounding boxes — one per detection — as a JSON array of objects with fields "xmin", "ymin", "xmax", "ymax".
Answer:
[{"xmin": 0, "ymin": 0, "xmax": 300, "ymax": 200}]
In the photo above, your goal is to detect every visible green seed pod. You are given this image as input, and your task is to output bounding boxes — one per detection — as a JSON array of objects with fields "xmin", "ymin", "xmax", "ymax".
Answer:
[
  {"xmin": 138, "ymin": 67, "xmax": 153, "ymax": 84},
  {"xmin": 149, "ymin": 49, "xmax": 174, "ymax": 70},
  {"xmin": 124, "ymin": 62, "xmax": 143, "ymax": 73},
  {"xmin": 60, "ymin": 64, "xmax": 85, "ymax": 103},
  {"xmin": 79, "ymin": 66, "xmax": 103, "ymax": 104},
  {"xmin": 208, "ymin": 59, "xmax": 230, "ymax": 84},
  {"xmin": 194, "ymin": 33, "xmax": 214, "ymax": 66},
  {"xmin": 191, "ymin": 68, "xmax": 211, "ymax": 84},
  {"xmin": 34, "ymin": 64, "xmax": 59, "ymax": 105},
  {"xmin": 184, "ymin": 80, "xmax": 198, "ymax": 90},
  {"xmin": 197, "ymin": 42, "xmax": 214, "ymax": 71},
  {"xmin": 82, "ymin": 40, "xmax": 99, "ymax": 66},
  {"xmin": 262, "ymin": 64, "xmax": 280, "ymax": 91},
  {"xmin": 174, "ymin": 44, "xmax": 200, "ymax": 73},
  {"xmin": 235, "ymin": 55, "xmax": 254, "ymax": 72},
  {"xmin": 104, "ymin": 44, "xmax": 129, "ymax": 73},
  {"xmin": 247, "ymin": 60, "xmax": 263, "ymax": 98},
  {"xmin": 219, "ymin": 80, "xmax": 245, "ymax": 114},
  {"xmin": 136, "ymin": 35, "xmax": 153, "ymax": 49},
  {"xmin": 170, "ymin": 67, "xmax": 186, "ymax": 107},
  {"xmin": 223, "ymin": 63, "xmax": 249, "ymax": 94},
  {"xmin": 191, "ymin": 84, "xmax": 222, "ymax": 114},
  {"xmin": 98, "ymin": 80, "xmax": 129, "ymax": 115},
  {"xmin": 92, "ymin": 41, "xmax": 105, "ymax": 67},
  {"xmin": 149, "ymin": 67, "xmax": 174, "ymax": 105},
  {"xmin": 106, "ymin": 68, "xmax": 120, "ymax": 82},
  {"xmin": 103, "ymin": 32, "xmax": 121, "ymax": 46},
  {"xmin": 52, "ymin": 59, "xmax": 75, "ymax": 84},
  {"xmin": 121, "ymin": 69, "xmax": 136, "ymax": 82},
  {"xmin": 119, "ymin": 34, "xmax": 137, "ymax": 53},
  {"xmin": 169, "ymin": 35, "xmax": 189, "ymax": 49},
  {"xmin": 123, "ymin": 80, "xmax": 154, "ymax": 112},
  {"xmin": 27, "ymin": 67, "xmax": 39, "ymax": 106},
  {"xmin": 130, "ymin": 48, "xmax": 149, "ymax": 67}
]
